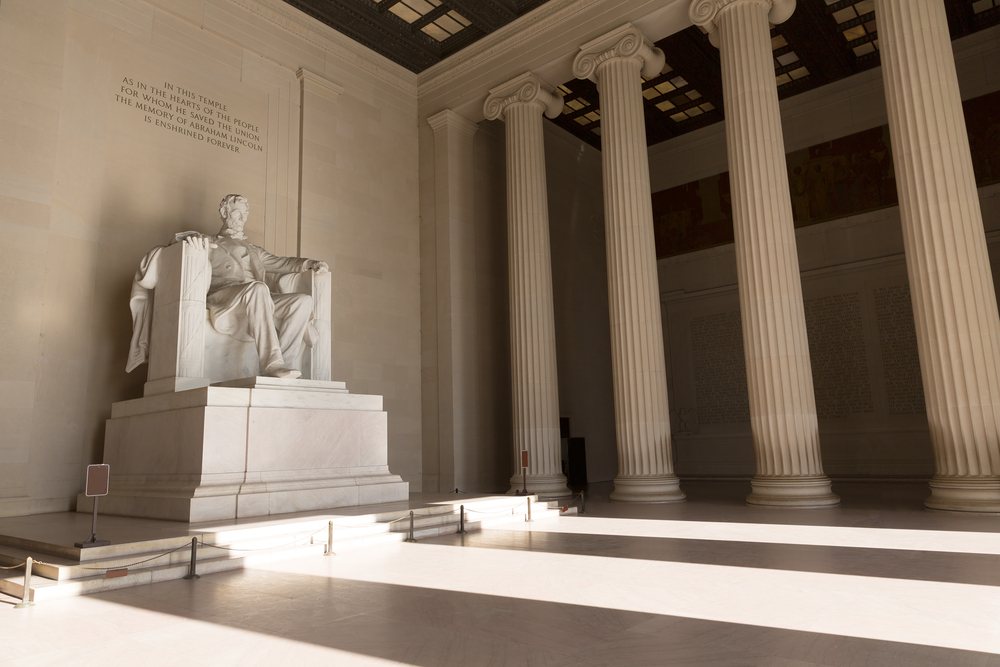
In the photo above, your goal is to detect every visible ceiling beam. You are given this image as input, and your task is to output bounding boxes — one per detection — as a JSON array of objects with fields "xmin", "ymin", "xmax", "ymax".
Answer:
[
  {"xmin": 411, "ymin": 4, "xmax": 451, "ymax": 31},
  {"xmin": 377, "ymin": 0, "xmax": 403, "ymax": 13},
  {"xmin": 443, "ymin": 0, "xmax": 517, "ymax": 33}
]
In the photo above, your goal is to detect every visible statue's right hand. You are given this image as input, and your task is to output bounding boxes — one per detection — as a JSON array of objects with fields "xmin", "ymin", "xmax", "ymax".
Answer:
[{"xmin": 183, "ymin": 236, "xmax": 217, "ymax": 252}]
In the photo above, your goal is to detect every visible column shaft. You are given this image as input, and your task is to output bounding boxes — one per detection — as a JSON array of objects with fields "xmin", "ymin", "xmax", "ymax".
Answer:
[
  {"xmin": 504, "ymin": 101, "xmax": 569, "ymax": 495},
  {"xmin": 876, "ymin": 0, "xmax": 1000, "ymax": 511},
  {"xmin": 707, "ymin": 0, "xmax": 837, "ymax": 506},
  {"xmin": 575, "ymin": 25, "xmax": 685, "ymax": 502}
]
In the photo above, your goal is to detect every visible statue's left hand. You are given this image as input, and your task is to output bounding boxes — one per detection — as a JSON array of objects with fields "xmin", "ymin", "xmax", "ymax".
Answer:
[{"xmin": 306, "ymin": 260, "xmax": 330, "ymax": 274}]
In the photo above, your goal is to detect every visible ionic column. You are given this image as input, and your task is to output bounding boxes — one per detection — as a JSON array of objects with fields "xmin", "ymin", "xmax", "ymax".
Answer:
[
  {"xmin": 484, "ymin": 73, "xmax": 570, "ymax": 496},
  {"xmin": 573, "ymin": 25, "xmax": 684, "ymax": 502},
  {"xmin": 690, "ymin": 0, "xmax": 838, "ymax": 507},
  {"xmin": 875, "ymin": 0, "xmax": 1000, "ymax": 512}
]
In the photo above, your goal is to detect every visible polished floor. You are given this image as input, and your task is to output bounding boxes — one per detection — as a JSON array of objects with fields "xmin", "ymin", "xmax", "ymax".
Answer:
[{"xmin": 2, "ymin": 481, "xmax": 999, "ymax": 666}]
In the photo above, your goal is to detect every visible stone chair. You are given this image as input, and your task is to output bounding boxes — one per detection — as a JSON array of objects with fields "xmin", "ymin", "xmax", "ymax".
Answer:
[{"xmin": 137, "ymin": 240, "xmax": 332, "ymax": 397}]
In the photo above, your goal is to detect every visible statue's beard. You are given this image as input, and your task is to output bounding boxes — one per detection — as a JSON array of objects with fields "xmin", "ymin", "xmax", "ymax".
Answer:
[{"xmin": 222, "ymin": 226, "xmax": 247, "ymax": 240}]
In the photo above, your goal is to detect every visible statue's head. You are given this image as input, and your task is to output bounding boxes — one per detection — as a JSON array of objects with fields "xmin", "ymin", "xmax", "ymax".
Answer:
[{"xmin": 219, "ymin": 194, "xmax": 249, "ymax": 233}]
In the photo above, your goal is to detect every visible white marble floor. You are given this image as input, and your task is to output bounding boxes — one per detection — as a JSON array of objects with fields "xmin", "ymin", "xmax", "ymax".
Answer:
[{"xmin": 2, "ymin": 481, "xmax": 999, "ymax": 666}]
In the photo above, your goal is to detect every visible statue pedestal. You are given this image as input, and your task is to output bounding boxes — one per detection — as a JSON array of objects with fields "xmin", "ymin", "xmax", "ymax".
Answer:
[{"xmin": 78, "ymin": 378, "xmax": 408, "ymax": 522}]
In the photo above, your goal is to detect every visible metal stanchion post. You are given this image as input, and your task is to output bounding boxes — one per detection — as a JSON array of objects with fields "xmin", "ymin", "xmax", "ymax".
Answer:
[
  {"xmin": 580, "ymin": 490, "xmax": 586, "ymax": 514},
  {"xmin": 525, "ymin": 497, "xmax": 533, "ymax": 523},
  {"xmin": 458, "ymin": 505, "xmax": 467, "ymax": 534},
  {"xmin": 325, "ymin": 520, "xmax": 336, "ymax": 556},
  {"xmin": 13, "ymin": 557, "xmax": 34, "ymax": 609},
  {"xmin": 405, "ymin": 511, "xmax": 417, "ymax": 543},
  {"xmin": 183, "ymin": 537, "xmax": 200, "ymax": 580}
]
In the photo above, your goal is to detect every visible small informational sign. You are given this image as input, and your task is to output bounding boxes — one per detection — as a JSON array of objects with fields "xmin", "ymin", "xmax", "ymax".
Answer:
[
  {"xmin": 84, "ymin": 464, "xmax": 111, "ymax": 497},
  {"xmin": 520, "ymin": 450, "xmax": 529, "ymax": 469}
]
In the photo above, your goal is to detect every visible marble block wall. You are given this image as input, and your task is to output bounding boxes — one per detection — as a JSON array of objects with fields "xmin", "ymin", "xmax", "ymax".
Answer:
[
  {"xmin": 543, "ymin": 123, "xmax": 617, "ymax": 485},
  {"xmin": 653, "ymin": 26, "xmax": 1000, "ymax": 478},
  {"xmin": 0, "ymin": 0, "xmax": 421, "ymax": 517}
]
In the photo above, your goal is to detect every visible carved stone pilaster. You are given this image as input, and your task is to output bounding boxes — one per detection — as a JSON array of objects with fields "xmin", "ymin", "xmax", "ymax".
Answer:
[
  {"xmin": 483, "ymin": 74, "xmax": 568, "ymax": 496},
  {"xmin": 426, "ymin": 109, "xmax": 480, "ymax": 494},
  {"xmin": 573, "ymin": 25, "xmax": 684, "ymax": 503}
]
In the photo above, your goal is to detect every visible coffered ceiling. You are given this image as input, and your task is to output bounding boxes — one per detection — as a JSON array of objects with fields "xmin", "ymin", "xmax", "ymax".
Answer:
[
  {"xmin": 281, "ymin": 0, "xmax": 549, "ymax": 72},
  {"xmin": 283, "ymin": 0, "xmax": 1000, "ymax": 148}
]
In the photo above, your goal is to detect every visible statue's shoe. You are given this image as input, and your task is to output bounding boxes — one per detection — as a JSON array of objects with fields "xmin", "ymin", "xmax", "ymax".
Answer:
[{"xmin": 264, "ymin": 364, "xmax": 302, "ymax": 380}]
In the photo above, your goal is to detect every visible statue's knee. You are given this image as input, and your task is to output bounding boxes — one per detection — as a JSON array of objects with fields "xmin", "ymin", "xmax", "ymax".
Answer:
[{"xmin": 247, "ymin": 281, "xmax": 270, "ymax": 298}]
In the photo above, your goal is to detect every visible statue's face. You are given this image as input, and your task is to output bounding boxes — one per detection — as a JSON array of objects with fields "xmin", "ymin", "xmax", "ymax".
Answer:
[{"xmin": 225, "ymin": 201, "xmax": 249, "ymax": 232}]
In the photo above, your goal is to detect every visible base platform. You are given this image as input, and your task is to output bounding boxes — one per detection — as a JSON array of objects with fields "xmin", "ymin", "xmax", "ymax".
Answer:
[{"xmin": 79, "ymin": 377, "xmax": 408, "ymax": 522}]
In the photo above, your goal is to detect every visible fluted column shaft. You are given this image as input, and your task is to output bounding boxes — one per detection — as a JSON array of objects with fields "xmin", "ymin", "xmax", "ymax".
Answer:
[
  {"xmin": 691, "ymin": 0, "xmax": 837, "ymax": 507},
  {"xmin": 484, "ymin": 73, "xmax": 569, "ymax": 495},
  {"xmin": 573, "ymin": 25, "xmax": 684, "ymax": 502},
  {"xmin": 875, "ymin": 0, "xmax": 1000, "ymax": 512}
]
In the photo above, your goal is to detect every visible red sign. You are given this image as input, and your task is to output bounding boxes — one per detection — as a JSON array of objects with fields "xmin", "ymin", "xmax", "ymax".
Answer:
[
  {"xmin": 520, "ymin": 450, "xmax": 529, "ymax": 469},
  {"xmin": 84, "ymin": 464, "xmax": 110, "ymax": 497}
]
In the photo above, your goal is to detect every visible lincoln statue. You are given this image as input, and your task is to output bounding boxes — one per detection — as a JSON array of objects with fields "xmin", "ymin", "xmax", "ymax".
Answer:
[{"xmin": 126, "ymin": 194, "xmax": 329, "ymax": 380}]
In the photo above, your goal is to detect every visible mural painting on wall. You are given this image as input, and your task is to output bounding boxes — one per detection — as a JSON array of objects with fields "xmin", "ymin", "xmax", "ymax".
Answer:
[{"xmin": 652, "ymin": 89, "xmax": 1000, "ymax": 259}]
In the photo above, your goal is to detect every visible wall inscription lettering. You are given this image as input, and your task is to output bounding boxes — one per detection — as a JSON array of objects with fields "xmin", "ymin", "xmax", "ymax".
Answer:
[
  {"xmin": 690, "ymin": 310, "xmax": 751, "ymax": 424},
  {"xmin": 804, "ymin": 292, "xmax": 874, "ymax": 418},
  {"xmin": 874, "ymin": 285, "xmax": 927, "ymax": 415},
  {"xmin": 114, "ymin": 77, "xmax": 263, "ymax": 155}
]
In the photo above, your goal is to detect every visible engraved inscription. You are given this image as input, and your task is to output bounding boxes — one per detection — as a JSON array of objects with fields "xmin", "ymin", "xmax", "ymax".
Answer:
[
  {"xmin": 690, "ymin": 310, "xmax": 750, "ymax": 424},
  {"xmin": 804, "ymin": 292, "xmax": 874, "ymax": 418},
  {"xmin": 114, "ymin": 77, "xmax": 263, "ymax": 155},
  {"xmin": 874, "ymin": 285, "xmax": 926, "ymax": 415}
]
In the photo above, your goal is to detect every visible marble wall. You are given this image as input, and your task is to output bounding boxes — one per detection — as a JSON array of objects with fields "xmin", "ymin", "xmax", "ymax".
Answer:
[
  {"xmin": 449, "ymin": 118, "xmax": 616, "ymax": 492},
  {"xmin": 0, "ymin": 0, "xmax": 421, "ymax": 516},
  {"xmin": 654, "ymin": 26, "xmax": 1000, "ymax": 478},
  {"xmin": 544, "ymin": 124, "xmax": 617, "ymax": 485}
]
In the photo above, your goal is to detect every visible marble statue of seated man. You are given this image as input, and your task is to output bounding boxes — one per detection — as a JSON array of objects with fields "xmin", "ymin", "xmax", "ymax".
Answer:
[
  {"xmin": 126, "ymin": 194, "xmax": 328, "ymax": 381},
  {"xmin": 185, "ymin": 194, "xmax": 328, "ymax": 380}
]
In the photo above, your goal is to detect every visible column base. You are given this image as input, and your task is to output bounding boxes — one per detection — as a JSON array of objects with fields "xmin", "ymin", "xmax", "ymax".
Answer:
[
  {"xmin": 746, "ymin": 475, "xmax": 840, "ymax": 508},
  {"xmin": 610, "ymin": 475, "xmax": 686, "ymax": 503},
  {"xmin": 509, "ymin": 473, "xmax": 571, "ymax": 497},
  {"xmin": 925, "ymin": 476, "xmax": 1000, "ymax": 513}
]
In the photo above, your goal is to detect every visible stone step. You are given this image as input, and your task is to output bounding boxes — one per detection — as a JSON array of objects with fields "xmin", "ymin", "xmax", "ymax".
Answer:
[
  {"xmin": 0, "ymin": 526, "xmax": 335, "ymax": 582},
  {"xmin": 1, "ymin": 543, "xmax": 326, "ymax": 603},
  {"xmin": 0, "ymin": 495, "xmax": 564, "ymax": 602}
]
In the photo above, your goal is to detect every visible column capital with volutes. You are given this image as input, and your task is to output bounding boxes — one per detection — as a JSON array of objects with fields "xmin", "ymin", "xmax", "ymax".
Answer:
[
  {"xmin": 689, "ymin": 0, "xmax": 796, "ymax": 47},
  {"xmin": 572, "ymin": 23, "xmax": 666, "ymax": 82},
  {"xmin": 483, "ymin": 72, "xmax": 564, "ymax": 122}
]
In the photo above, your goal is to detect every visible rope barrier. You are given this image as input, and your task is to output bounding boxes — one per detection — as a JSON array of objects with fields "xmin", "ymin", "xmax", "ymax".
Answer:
[
  {"xmin": 0, "ymin": 562, "xmax": 25, "ymax": 570},
  {"xmin": 74, "ymin": 542, "xmax": 193, "ymax": 571}
]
